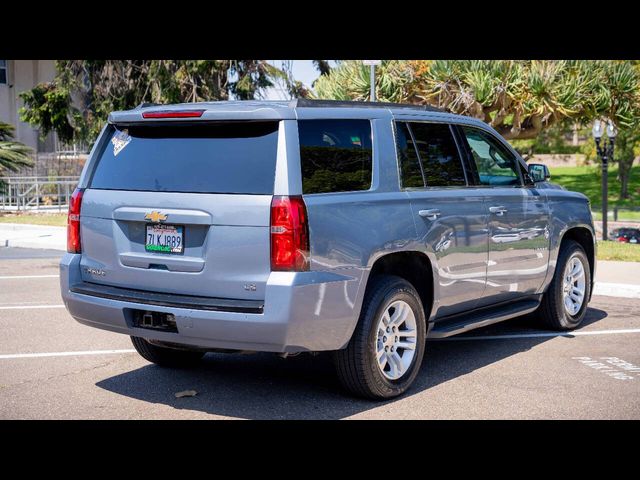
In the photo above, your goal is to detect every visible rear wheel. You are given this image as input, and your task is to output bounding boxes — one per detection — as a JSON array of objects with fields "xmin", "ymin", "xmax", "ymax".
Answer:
[
  {"xmin": 333, "ymin": 275, "xmax": 426, "ymax": 399},
  {"xmin": 131, "ymin": 336, "xmax": 205, "ymax": 368},
  {"xmin": 536, "ymin": 240, "xmax": 591, "ymax": 330}
]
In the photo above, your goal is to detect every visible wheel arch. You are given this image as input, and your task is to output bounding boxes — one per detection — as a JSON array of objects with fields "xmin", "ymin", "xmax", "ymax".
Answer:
[
  {"xmin": 364, "ymin": 251, "xmax": 435, "ymax": 321},
  {"xmin": 558, "ymin": 226, "xmax": 596, "ymax": 301}
]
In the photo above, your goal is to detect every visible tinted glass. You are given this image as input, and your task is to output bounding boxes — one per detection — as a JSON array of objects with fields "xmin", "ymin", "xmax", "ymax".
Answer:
[
  {"xmin": 395, "ymin": 122, "xmax": 424, "ymax": 188},
  {"xmin": 409, "ymin": 122, "xmax": 466, "ymax": 187},
  {"xmin": 0, "ymin": 61, "xmax": 6, "ymax": 84},
  {"xmin": 298, "ymin": 119, "xmax": 372, "ymax": 194},
  {"xmin": 90, "ymin": 122, "xmax": 279, "ymax": 194},
  {"xmin": 462, "ymin": 127, "xmax": 521, "ymax": 186}
]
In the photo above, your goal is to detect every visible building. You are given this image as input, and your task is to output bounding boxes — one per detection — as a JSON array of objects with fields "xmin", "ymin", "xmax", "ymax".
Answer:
[{"xmin": 0, "ymin": 60, "xmax": 57, "ymax": 152}]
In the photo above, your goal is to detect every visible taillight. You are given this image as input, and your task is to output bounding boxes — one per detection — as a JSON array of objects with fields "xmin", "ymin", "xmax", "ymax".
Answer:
[
  {"xmin": 67, "ymin": 188, "xmax": 84, "ymax": 253},
  {"xmin": 270, "ymin": 196, "xmax": 310, "ymax": 271},
  {"xmin": 142, "ymin": 110, "xmax": 204, "ymax": 119}
]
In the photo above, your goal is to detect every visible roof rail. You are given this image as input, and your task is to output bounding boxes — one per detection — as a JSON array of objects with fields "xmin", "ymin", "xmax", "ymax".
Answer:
[{"xmin": 289, "ymin": 98, "xmax": 446, "ymax": 112}]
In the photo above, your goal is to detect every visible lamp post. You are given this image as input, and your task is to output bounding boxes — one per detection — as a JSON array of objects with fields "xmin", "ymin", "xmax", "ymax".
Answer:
[
  {"xmin": 592, "ymin": 119, "xmax": 617, "ymax": 241},
  {"xmin": 362, "ymin": 60, "xmax": 381, "ymax": 102}
]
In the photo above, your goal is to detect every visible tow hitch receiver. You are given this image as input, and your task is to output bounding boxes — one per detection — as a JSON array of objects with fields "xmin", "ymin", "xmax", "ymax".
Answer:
[{"xmin": 131, "ymin": 309, "xmax": 178, "ymax": 333}]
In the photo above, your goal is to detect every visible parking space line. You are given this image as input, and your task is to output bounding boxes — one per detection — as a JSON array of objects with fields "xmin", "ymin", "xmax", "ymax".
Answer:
[
  {"xmin": 0, "ymin": 349, "xmax": 136, "ymax": 360},
  {"xmin": 432, "ymin": 328, "xmax": 640, "ymax": 342},
  {"xmin": 0, "ymin": 305, "xmax": 65, "ymax": 310},
  {"xmin": 0, "ymin": 274, "xmax": 59, "ymax": 280}
]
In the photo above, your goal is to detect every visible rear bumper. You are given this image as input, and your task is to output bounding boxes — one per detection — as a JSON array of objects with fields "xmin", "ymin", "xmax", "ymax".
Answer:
[{"xmin": 60, "ymin": 254, "xmax": 364, "ymax": 353}]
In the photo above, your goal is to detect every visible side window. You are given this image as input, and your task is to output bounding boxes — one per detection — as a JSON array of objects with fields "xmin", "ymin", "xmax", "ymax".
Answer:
[
  {"xmin": 409, "ymin": 122, "xmax": 466, "ymax": 187},
  {"xmin": 395, "ymin": 122, "xmax": 424, "ymax": 188},
  {"xmin": 461, "ymin": 127, "xmax": 521, "ymax": 186},
  {"xmin": 298, "ymin": 119, "xmax": 373, "ymax": 194},
  {"xmin": 0, "ymin": 61, "xmax": 7, "ymax": 85}
]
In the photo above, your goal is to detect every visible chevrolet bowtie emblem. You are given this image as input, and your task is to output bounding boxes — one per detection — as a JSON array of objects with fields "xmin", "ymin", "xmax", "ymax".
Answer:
[{"xmin": 144, "ymin": 211, "xmax": 168, "ymax": 222}]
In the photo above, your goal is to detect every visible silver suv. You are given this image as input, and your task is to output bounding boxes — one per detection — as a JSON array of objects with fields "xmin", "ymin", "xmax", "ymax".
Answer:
[{"xmin": 60, "ymin": 99, "xmax": 596, "ymax": 399}]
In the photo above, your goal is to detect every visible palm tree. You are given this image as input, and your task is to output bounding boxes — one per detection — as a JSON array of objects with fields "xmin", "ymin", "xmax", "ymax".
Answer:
[{"xmin": 0, "ymin": 122, "xmax": 33, "ymax": 176}]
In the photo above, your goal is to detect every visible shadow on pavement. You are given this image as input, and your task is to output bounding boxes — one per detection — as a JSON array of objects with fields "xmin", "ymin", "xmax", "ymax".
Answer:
[{"xmin": 96, "ymin": 307, "xmax": 608, "ymax": 419}]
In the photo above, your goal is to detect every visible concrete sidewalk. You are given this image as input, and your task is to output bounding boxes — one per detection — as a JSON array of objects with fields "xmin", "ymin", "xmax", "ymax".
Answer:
[
  {"xmin": 0, "ymin": 223, "xmax": 66, "ymax": 251},
  {"xmin": 593, "ymin": 261, "xmax": 640, "ymax": 299}
]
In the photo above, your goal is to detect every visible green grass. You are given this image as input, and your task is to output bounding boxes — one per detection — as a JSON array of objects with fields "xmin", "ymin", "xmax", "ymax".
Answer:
[
  {"xmin": 0, "ymin": 213, "xmax": 67, "ymax": 227},
  {"xmin": 551, "ymin": 165, "xmax": 640, "ymax": 210},
  {"xmin": 597, "ymin": 240, "xmax": 640, "ymax": 262},
  {"xmin": 591, "ymin": 210, "xmax": 640, "ymax": 221}
]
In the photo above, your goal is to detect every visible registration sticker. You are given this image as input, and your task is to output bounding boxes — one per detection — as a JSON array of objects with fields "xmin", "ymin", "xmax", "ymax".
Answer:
[{"xmin": 111, "ymin": 129, "xmax": 132, "ymax": 156}]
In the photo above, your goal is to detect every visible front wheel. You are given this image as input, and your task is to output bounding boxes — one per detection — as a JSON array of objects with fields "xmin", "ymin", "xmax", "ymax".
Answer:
[
  {"xmin": 333, "ymin": 275, "xmax": 426, "ymax": 399},
  {"xmin": 536, "ymin": 240, "xmax": 591, "ymax": 330}
]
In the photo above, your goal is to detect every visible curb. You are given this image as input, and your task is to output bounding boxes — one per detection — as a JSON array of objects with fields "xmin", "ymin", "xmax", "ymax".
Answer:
[{"xmin": 593, "ymin": 282, "xmax": 640, "ymax": 299}]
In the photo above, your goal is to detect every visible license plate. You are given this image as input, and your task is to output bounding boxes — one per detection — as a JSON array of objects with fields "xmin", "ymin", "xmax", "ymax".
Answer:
[{"xmin": 145, "ymin": 224, "xmax": 184, "ymax": 254}]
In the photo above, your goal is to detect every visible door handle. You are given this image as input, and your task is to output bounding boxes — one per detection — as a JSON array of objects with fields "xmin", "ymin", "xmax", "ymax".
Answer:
[
  {"xmin": 418, "ymin": 209, "xmax": 441, "ymax": 220},
  {"xmin": 489, "ymin": 206, "xmax": 508, "ymax": 216}
]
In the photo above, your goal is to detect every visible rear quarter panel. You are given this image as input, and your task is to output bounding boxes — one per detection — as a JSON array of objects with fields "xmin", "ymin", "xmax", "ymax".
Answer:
[{"xmin": 303, "ymin": 114, "xmax": 419, "ymax": 347}]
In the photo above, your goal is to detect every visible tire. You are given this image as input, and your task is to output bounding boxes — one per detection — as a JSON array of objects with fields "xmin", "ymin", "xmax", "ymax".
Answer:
[
  {"xmin": 131, "ymin": 336, "xmax": 205, "ymax": 368},
  {"xmin": 333, "ymin": 275, "xmax": 427, "ymax": 400},
  {"xmin": 536, "ymin": 240, "xmax": 591, "ymax": 330}
]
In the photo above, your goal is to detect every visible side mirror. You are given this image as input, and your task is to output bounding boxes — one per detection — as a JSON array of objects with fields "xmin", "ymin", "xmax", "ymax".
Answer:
[{"xmin": 528, "ymin": 163, "xmax": 550, "ymax": 182}]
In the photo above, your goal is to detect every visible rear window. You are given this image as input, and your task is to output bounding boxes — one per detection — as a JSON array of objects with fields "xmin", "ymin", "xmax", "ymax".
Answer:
[
  {"xmin": 89, "ymin": 122, "xmax": 279, "ymax": 194},
  {"xmin": 298, "ymin": 119, "xmax": 373, "ymax": 194}
]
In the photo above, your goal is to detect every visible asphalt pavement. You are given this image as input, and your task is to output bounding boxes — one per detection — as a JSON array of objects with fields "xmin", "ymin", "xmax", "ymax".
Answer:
[{"xmin": 1, "ymin": 247, "xmax": 639, "ymax": 419}]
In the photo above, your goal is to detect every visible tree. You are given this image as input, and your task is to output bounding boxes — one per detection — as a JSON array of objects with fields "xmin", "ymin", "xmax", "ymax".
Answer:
[
  {"xmin": 314, "ymin": 60, "xmax": 411, "ymax": 103},
  {"xmin": 611, "ymin": 129, "xmax": 640, "ymax": 200},
  {"xmin": 313, "ymin": 60, "xmax": 640, "ymax": 199},
  {"xmin": 0, "ymin": 122, "xmax": 33, "ymax": 180},
  {"xmin": 20, "ymin": 60, "xmax": 283, "ymax": 146},
  {"xmin": 312, "ymin": 60, "xmax": 332, "ymax": 77},
  {"xmin": 580, "ymin": 127, "xmax": 640, "ymax": 202},
  {"xmin": 313, "ymin": 60, "xmax": 640, "ymax": 140}
]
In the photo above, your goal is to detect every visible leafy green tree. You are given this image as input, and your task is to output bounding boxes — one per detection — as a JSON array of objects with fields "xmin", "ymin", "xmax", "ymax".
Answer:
[
  {"xmin": 312, "ymin": 60, "xmax": 332, "ymax": 77},
  {"xmin": 611, "ymin": 129, "xmax": 640, "ymax": 200},
  {"xmin": 314, "ymin": 60, "xmax": 640, "ymax": 199},
  {"xmin": 314, "ymin": 60, "xmax": 640, "ymax": 139},
  {"xmin": 0, "ymin": 122, "xmax": 33, "ymax": 178},
  {"xmin": 20, "ymin": 60, "xmax": 283, "ymax": 146},
  {"xmin": 581, "ymin": 127, "xmax": 640, "ymax": 202},
  {"xmin": 314, "ymin": 60, "xmax": 411, "ymax": 103}
]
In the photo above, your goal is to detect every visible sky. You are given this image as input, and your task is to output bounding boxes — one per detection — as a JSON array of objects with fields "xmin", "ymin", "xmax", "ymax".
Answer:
[{"xmin": 263, "ymin": 60, "xmax": 338, "ymax": 100}]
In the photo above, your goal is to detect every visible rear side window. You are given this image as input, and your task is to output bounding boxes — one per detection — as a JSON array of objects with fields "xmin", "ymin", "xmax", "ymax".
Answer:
[
  {"xmin": 395, "ymin": 122, "xmax": 424, "ymax": 188},
  {"xmin": 408, "ymin": 122, "xmax": 466, "ymax": 187},
  {"xmin": 298, "ymin": 119, "xmax": 372, "ymax": 194},
  {"xmin": 90, "ymin": 122, "xmax": 279, "ymax": 194},
  {"xmin": 395, "ymin": 121, "xmax": 466, "ymax": 188}
]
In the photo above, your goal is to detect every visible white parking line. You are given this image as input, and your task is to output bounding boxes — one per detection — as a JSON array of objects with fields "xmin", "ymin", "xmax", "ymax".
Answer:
[
  {"xmin": 2, "ymin": 328, "xmax": 639, "ymax": 359},
  {"xmin": 432, "ymin": 328, "xmax": 640, "ymax": 342},
  {"xmin": 0, "ymin": 274, "xmax": 59, "ymax": 280},
  {"xmin": 0, "ymin": 305, "xmax": 65, "ymax": 310},
  {"xmin": 0, "ymin": 349, "xmax": 136, "ymax": 360}
]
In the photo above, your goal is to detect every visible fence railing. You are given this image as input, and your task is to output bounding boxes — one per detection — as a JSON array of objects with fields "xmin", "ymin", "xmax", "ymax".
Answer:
[{"xmin": 0, "ymin": 176, "xmax": 80, "ymax": 211}]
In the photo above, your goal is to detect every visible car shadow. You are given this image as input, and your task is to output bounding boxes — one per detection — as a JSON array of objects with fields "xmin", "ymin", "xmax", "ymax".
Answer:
[{"xmin": 96, "ymin": 307, "xmax": 608, "ymax": 419}]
